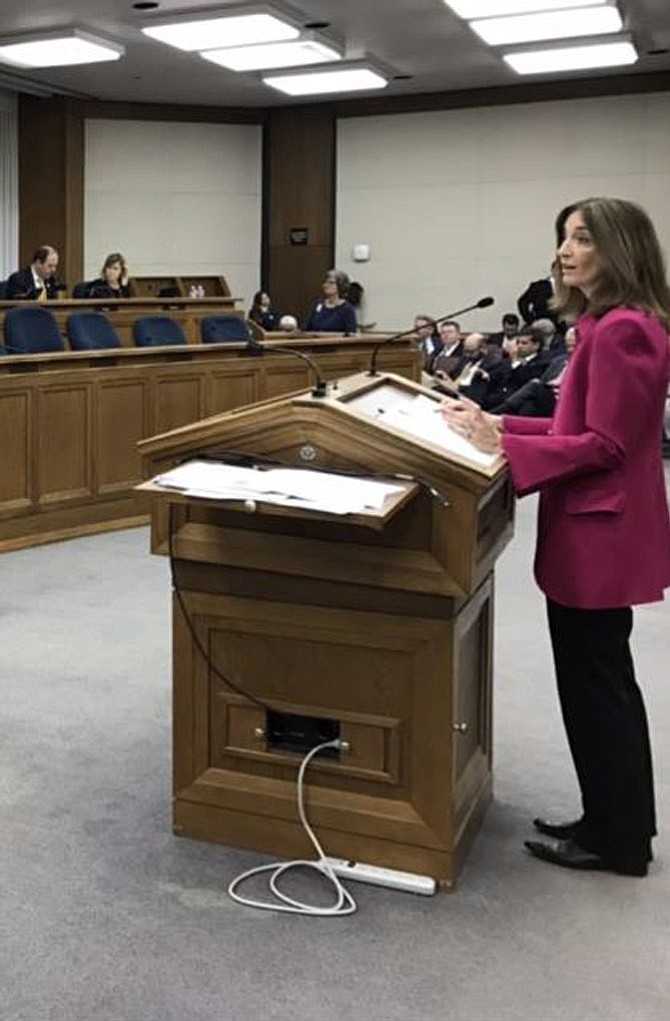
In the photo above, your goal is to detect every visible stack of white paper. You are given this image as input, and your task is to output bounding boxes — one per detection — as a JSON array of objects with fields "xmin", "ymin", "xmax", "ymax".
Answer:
[
  {"xmin": 357, "ymin": 392, "xmax": 497, "ymax": 469},
  {"xmin": 150, "ymin": 461, "xmax": 405, "ymax": 516}
]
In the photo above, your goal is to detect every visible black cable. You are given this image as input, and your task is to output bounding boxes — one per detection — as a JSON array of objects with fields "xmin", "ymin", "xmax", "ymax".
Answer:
[
  {"xmin": 166, "ymin": 458, "xmax": 450, "ymax": 710},
  {"xmin": 168, "ymin": 503, "xmax": 272, "ymax": 711}
]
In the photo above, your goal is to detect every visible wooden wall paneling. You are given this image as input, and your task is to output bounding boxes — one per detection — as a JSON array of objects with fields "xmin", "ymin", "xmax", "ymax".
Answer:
[
  {"xmin": 95, "ymin": 376, "xmax": 149, "ymax": 495},
  {"xmin": 206, "ymin": 365, "xmax": 259, "ymax": 415},
  {"xmin": 265, "ymin": 105, "xmax": 336, "ymax": 321},
  {"xmin": 451, "ymin": 577, "xmax": 493, "ymax": 840},
  {"xmin": 332, "ymin": 70, "xmax": 670, "ymax": 120},
  {"xmin": 37, "ymin": 382, "xmax": 92, "ymax": 505},
  {"xmin": 0, "ymin": 386, "xmax": 33, "ymax": 516},
  {"xmin": 153, "ymin": 370, "xmax": 206, "ymax": 434},
  {"xmin": 0, "ymin": 338, "xmax": 418, "ymax": 551},
  {"xmin": 262, "ymin": 362, "xmax": 311, "ymax": 399},
  {"xmin": 18, "ymin": 97, "xmax": 84, "ymax": 285}
]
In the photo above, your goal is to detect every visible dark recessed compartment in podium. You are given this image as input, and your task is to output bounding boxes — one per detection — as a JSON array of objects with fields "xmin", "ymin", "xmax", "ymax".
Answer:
[{"xmin": 138, "ymin": 373, "xmax": 514, "ymax": 887}]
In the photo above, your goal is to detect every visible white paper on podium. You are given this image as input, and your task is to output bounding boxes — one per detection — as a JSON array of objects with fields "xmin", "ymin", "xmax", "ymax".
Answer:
[
  {"xmin": 151, "ymin": 460, "xmax": 405, "ymax": 515},
  {"xmin": 350, "ymin": 389, "xmax": 497, "ymax": 469}
]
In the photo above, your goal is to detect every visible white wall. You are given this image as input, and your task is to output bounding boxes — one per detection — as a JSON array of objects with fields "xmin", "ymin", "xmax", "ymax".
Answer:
[
  {"xmin": 336, "ymin": 92, "xmax": 670, "ymax": 332},
  {"xmin": 84, "ymin": 119, "xmax": 262, "ymax": 305},
  {"xmin": 0, "ymin": 88, "xmax": 18, "ymax": 281}
]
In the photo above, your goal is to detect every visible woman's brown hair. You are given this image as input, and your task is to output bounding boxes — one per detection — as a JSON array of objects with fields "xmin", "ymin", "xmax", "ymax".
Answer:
[
  {"xmin": 553, "ymin": 197, "xmax": 670, "ymax": 326},
  {"xmin": 101, "ymin": 252, "xmax": 128, "ymax": 281}
]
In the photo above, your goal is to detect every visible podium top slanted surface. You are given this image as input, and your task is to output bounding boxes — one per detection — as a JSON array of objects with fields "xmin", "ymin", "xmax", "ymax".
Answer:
[{"xmin": 138, "ymin": 372, "xmax": 508, "ymax": 491}]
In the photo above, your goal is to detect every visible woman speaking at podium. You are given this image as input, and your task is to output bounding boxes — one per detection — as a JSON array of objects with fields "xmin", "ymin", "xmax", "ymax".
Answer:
[{"xmin": 443, "ymin": 198, "xmax": 670, "ymax": 877}]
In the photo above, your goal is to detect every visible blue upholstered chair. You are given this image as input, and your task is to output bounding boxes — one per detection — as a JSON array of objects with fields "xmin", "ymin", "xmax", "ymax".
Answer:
[
  {"xmin": 133, "ymin": 316, "xmax": 186, "ymax": 347},
  {"xmin": 4, "ymin": 306, "xmax": 65, "ymax": 354},
  {"xmin": 67, "ymin": 312, "xmax": 121, "ymax": 351},
  {"xmin": 200, "ymin": 315, "xmax": 251, "ymax": 344}
]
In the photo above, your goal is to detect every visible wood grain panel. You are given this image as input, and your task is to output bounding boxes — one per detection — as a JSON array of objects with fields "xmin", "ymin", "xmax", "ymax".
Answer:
[
  {"xmin": 0, "ymin": 390, "xmax": 32, "ymax": 514},
  {"xmin": 0, "ymin": 336, "xmax": 419, "ymax": 551},
  {"xmin": 263, "ymin": 364, "xmax": 311, "ymax": 398},
  {"xmin": 154, "ymin": 374, "xmax": 204, "ymax": 433},
  {"xmin": 96, "ymin": 379, "xmax": 147, "ymax": 493},
  {"xmin": 18, "ymin": 97, "xmax": 84, "ymax": 284},
  {"xmin": 38, "ymin": 385, "xmax": 91, "ymax": 504},
  {"xmin": 265, "ymin": 104, "xmax": 335, "ymax": 318},
  {"xmin": 207, "ymin": 368, "xmax": 258, "ymax": 414}
]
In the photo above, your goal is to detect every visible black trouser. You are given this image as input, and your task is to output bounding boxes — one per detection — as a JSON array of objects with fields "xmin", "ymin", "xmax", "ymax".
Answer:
[{"xmin": 546, "ymin": 599, "xmax": 656, "ymax": 868}]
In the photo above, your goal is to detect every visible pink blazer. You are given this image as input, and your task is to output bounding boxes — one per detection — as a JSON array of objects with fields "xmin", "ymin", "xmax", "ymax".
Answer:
[{"xmin": 502, "ymin": 308, "xmax": 670, "ymax": 609}]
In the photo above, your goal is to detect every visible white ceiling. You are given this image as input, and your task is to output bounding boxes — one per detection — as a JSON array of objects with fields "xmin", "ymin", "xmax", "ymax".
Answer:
[{"xmin": 0, "ymin": 0, "xmax": 669, "ymax": 107}]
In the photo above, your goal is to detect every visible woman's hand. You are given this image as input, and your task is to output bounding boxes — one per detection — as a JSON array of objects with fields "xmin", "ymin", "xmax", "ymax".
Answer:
[{"xmin": 440, "ymin": 396, "xmax": 504, "ymax": 455}]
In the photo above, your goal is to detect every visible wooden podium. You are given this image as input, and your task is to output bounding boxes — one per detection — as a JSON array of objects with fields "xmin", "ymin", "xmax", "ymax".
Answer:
[{"xmin": 138, "ymin": 372, "xmax": 514, "ymax": 887}]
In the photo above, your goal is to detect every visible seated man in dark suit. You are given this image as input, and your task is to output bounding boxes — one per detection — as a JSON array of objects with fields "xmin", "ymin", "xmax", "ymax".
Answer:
[
  {"xmin": 500, "ymin": 324, "xmax": 552, "ymax": 398},
  {"xmin": 430, "ymin": 320, "xmax": 462, "ymax": 378},
  {"xmin": 434, "ymin": 332, "xmax": 510, "ymax": 409},
  {"xmin": 6, "ymin": 246, "xmax": 63, "ymax": 301},
  {"xmin": 488, "ymin": 312, "xmax": 520, "ymax": 348},
  {"xmin": 490, "ymin": 325, "xmax": 577, "ymax": 416}
]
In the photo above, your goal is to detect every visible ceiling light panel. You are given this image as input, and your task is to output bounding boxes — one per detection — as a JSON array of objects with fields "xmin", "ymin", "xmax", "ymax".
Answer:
[
  {"xmin": 504, "ymin": 39, "xmax": 637, "ymax": 74},
  {"xmin": 264, "ymin": 67, "xmax": 388, "ymax": 96},
  {"xmin": 445, "ymin": 0, "xmax": 608, "ymax": 17},
  {"xmin": 471, "ymin": 6, "xmax": 623, "ymax": 46},
  {"xmin": 202, "ymin": 39, "xmax": 341, "ymax": 71},
  {"xmin": 142, "ymin": 13, "xmax": 299, "ymax": 52},
  {"xmin": 0, "ymin": 29, "xmax": 124, "ymax": 68}
]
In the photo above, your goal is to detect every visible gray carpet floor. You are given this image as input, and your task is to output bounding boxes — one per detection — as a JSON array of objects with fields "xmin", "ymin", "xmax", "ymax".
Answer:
[{"xmin": 2, "ymin": 480, "xmax": 669, "ymax": 1021}]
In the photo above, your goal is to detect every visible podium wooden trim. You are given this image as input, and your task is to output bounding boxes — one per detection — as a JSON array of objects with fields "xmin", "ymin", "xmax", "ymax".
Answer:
[{"xmin": 140, "ymin": 373, "xmax": 514, "ymax": 888}]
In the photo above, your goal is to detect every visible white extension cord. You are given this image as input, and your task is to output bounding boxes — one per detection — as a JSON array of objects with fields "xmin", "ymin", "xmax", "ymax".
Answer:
[{"xmin": 227, "ymin": 740, "xmax": 358, "ymax": 917}]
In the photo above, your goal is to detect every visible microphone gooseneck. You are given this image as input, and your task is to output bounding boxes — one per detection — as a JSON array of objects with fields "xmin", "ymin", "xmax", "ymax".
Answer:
[
  {"xmin": 366, "ymin": 296, "xmax": 495, "ymax": 377},
  {"xmin": 247, "ymin": 339, "xmax": 327, "ymax": 397}
]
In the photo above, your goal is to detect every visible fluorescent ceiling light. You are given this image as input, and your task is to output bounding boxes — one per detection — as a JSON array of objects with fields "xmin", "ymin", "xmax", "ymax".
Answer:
[
  {"xmin": 471, "ymin": 5, "xmax": 622, "ymax": 46},
  {"xmin": 446, "ymin": 0, "xmax": 608, "ymax": 17},
  {"xmin": 0, "ymin": 29, "xmax": 124, "ymax": 68},
  {"xmin": 142, "ymin": 13, "xmax": 298, "ymax": 52},
  {"xmin": 504, "ymin": 39, "xmax": 638, "ymax": 74},
  {"xmin": 202, "ymin": 39, "xmax": 341, "ymax": 71},
  {"xmin": 264, "ymin": 67, "xmax": 388, "ymax": 96}
]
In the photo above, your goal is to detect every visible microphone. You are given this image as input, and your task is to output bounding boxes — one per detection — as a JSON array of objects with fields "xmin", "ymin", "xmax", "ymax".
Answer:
[
  {"xmin": 366, "ymin": 296, "xmax": 495, "ymax": 377},
  {"xmin": 246, "ymin": 338, "xmax": 327, "ymax": 398}
]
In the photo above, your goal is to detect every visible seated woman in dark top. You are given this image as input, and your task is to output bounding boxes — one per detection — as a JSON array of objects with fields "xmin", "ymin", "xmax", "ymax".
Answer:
[
  {"xmin": 88, "ymin": 253, "xmax": 131, "ymax": 299},
  {"xmin": 248, "ymin": 290, "xmax": 280, "ymax": 331},
  {"xmin": 305, "ymin": 270, "xmax": 358, "ymax": 334}
]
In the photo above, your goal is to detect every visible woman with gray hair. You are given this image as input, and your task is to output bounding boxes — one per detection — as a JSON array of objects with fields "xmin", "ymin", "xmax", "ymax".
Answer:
[{"xmin": 305, "ymin": 269, "xmax": 358, "ymax": 334}]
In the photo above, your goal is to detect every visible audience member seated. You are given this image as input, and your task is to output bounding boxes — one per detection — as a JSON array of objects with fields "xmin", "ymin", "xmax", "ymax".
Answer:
[
  {"xmin": 414, "ymin": 314, "xmax": 441, "ymax": 373},
  {"xmin": 496, "ymin": 323, "xmax": 552, "ymax": 400},
  {"xmin": 304, "ymin": 270, "xmax": 357, "ymax": 334},
  {"xmin": 488, "ymin": 312, "xmax": 520, "ymax": 348},
  {"xmin": 435, "ymin": 332, "xmax": 510, "ymax": 409},
  {"xmin": 249, "ymin": 290, "xmax": 280, "ymax": 331},
  {"xmin": 6, "ymin": 246, "xmax": 63, "ymax": 302},
  {"xmin": 431, "ymin": 320, "xmax": 463, "ymax": 379},
  {"xmin": 490, "ymin": 325, "xmax": 577, "ymax": 417},
  {"xmin": 532, "ymin": 316, "xmax": 566, "ymax": 357},
  {"xmin": 278, "ymin": 314, "xmax": 299, "ymax": 332},
  {"xmin": 87, "ymin": 253, "xmax": 131, "ymax": 299}
]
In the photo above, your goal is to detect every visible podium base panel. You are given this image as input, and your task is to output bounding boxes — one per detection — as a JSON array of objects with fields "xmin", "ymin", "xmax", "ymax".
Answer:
[{"xmin": 170, "ymin": 573, "xmax": 495, "ymax": 889}]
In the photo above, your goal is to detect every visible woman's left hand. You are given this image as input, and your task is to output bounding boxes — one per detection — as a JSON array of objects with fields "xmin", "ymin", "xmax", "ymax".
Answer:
[{"xmin": 440, "ymin": 395, "xmax": 503, "ymax": 455}]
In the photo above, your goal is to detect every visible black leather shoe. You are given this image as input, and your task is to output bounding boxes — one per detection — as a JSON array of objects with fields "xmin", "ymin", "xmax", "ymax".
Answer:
[
  {"xmin": 532, "ymin": 816, "xmax": 581, "ymax": 839},
  {"xmin": 524, "ymin": 838, "xmax": 648, "ymax": 877}
]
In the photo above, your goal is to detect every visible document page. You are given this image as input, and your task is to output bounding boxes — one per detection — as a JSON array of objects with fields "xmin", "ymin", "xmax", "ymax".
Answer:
[
  {"xmin": 349, "ymin": 387, "xmax": 497, "ymax": 469},
  {"xmin": 150, "ymin": 461, "xmax": 406, "ymax": 515}
]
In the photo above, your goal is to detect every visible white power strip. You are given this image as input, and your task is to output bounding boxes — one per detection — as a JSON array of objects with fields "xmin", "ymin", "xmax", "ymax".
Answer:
[{"xmin": 324, "ymin": 857, "xmax": 437, "ymax": 896}]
